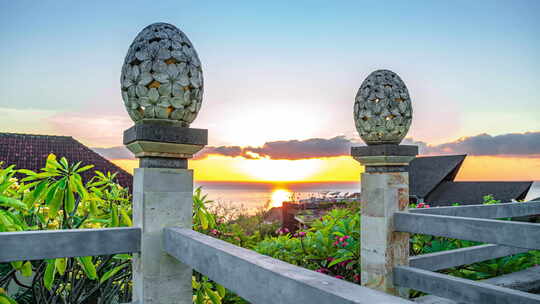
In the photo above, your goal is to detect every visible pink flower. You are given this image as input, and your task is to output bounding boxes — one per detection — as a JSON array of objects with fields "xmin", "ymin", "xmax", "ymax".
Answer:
[
  {"xmin": 333, "ymin": 241, "xmax": 339, "ymax": 246},
  {"xmin": 326, "ymin": 257, "xmax": 334, "ymax": 262},
  {"xmin": 341, "ymin": 242, "xmax": 349, "ymax": 247},
  {"xmin": 417, "ymin": 202, "xmax": 425, "ymax": 208},
  {"xmin": 315, "ymin": 268, "xmax": 328, "ymax": 274},
  {"xmin": 335, "ymin": 275, "xmax": 344, "ymax": 279},
  {"xmin": 425, "ymin": 204, "xmax": 431, "ymax": 208},
  {"xmin": 275, "ymin": 227, "xmax": 290, "ymax": 235},
  {"xmin": 298, "ymin": 231, "xmax": 306, "ymax": 237},
  {"xmin": 354, "ymin": 274, "xmax": 360, "ymax": 282}
]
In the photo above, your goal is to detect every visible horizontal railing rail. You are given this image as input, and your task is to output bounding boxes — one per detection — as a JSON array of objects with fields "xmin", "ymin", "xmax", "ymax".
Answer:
[
  {"xmin": 0, "ymin": 227, "xmax": 141, "ymax": 262},
  {"xmin": 415, "ymin": 266, "xmax": 540, "ymax": 303},
  {"xmin": 409, "ymin": 244, "xmax": 530, "ymax": 271},
  {"xmin": 410, "ymin": 200, "xmax": 540, "ymax": 219},
  {"xmin": 394, "ymin": 266, "xmax": 540, "ymax": 304},
  {"xmin": 394, "ymin": 213, "xmax": 540, "ymax": 249},
  {"xmin": 164, "ymin": 227, "xmax": 413, "ymax": 304}
]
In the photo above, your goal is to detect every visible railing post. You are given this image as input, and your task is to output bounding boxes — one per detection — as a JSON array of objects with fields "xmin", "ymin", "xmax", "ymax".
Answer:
[
  {"xmin": 120, "ymin": 22, "xmax": 206, "ymax": 304},
  {"xmin": 351, "ymin": 70, "xmax": 417, "ymax": 297}
]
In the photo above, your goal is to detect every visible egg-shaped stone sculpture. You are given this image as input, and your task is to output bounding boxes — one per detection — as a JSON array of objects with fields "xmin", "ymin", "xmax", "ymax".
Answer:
[
  {"xmin": 353, "ymin": 70, "xmax": 412, "ymax": 145},
  {"xmin": 121, "ymin": 23, "xmax": 203, "ymax": 126}
]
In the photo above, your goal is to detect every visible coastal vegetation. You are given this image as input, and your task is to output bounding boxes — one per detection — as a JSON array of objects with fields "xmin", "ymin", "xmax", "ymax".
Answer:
[{"xmin": 0, "ymin": 156, "xmax": 538, "ymax": 303}]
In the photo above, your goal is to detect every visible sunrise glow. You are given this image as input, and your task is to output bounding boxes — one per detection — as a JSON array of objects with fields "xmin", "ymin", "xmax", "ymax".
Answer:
[
  {"xmin": 270, "ymin": 189, "xmax": 292, "ymax": 207},
  {"xmin": 112, "ymin": 154, "xmax": 540, "ymax": 184}
]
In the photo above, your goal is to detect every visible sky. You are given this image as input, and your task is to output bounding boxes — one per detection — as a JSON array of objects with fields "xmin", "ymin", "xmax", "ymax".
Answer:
[{"xmin": 1, "ymin": 1, "xmax": 539, "ymax": 182}]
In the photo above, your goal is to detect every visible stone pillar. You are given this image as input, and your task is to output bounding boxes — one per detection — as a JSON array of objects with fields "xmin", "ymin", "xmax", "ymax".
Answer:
[
  {"xmin": 125, "ymin": 123, "xmax": 207, "ymax": 304},
  {"xmin": 352, "ymin": 144, "xmax": 417, "ymax": 298}
]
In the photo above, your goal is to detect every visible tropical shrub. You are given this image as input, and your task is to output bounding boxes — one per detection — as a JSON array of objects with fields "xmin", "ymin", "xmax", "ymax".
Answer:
[
  {"xmin": 0, "ymin": 155, "xmax": 132, "ymax": 304},
  {"xmin": 255, "ymin": 206, "xmax": 361, "ymax": 282}
]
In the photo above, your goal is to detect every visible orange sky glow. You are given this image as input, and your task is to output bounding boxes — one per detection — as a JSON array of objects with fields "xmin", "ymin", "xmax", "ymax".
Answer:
[{"xmin": 112, "ymin": 154, "xmax": 540, "ymax": 183}]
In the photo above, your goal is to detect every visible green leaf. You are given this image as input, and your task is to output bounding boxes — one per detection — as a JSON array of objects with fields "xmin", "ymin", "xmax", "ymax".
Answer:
[
  {"xmin": 65, "ymin": 189, "xmax": 75, "ymax": 214},
  {"xmin": 76, "ymin": 256, "xmax": 97, "ymax": 280},
  {"xmin": 120, "ymin": 209, "xmax": 132, "ymax": 227},
  {"xmin": 0, "ymin": 195, "xmax": 27, "ymax": 211},
  {"xmin": 194, "ymin": 290, "xmax": 205, "ymax": 304},
  {"xmin": 48, "ymin": 186, "xmax": 64, "ymax": 219},
  {"xmin": 31, "ymin": 180, "xmax": 48, "ymax": 203},
  {"xmin": 89, "ymin": 200, "xmax": 99, "ymax": 216},
  {"xmin": 192, "ymin": 276, "xmax": 201, "ymax": 289},
  {"xmin": 328, "ymin": 256, "xmax": 351, "ymax": 268},
  {"xmin": 94, "ymin": 171, "xmax": 106, "ymax": 179},
  {"xmin": 55, "ymin": 258, "xmax": 67, "ymax": 276},
  {"xmin": 76, "ymin": 165, "xmax": 94, "ymax": 173},
  {"xmin": 204, "ymin": 285, "xmax": 222, "ymax": 304},
  {"xmin": 21, "ymin": 261, "xmax": 33, "ymax": 277},
  {"xmin": 44, "ymin": 259, "xmax": 56, "ymax": 290},
  {"xmin": 111, "ymin": 207, "xmax": 119, "ymax": 227},
  {"xmin": 17, "ymin": 169, "xmax": 37, "ymax": 176},
  {"xmin": 198, "ymin": 210, "xmax": 208, "ymax": 230},
  {"xmin": 59, "ymin": 157, "xmax": 69, "ymax": 169},
  {"xmin": 0, "ymin": 294, "xmax": 18, "ymax": 304},
  {"xmin": 10, "ymin": 261, "xmax": 22, "ymax": 270},
  {"xmin": 100, "ymin": 263, "xmax": 128, "ymax": 284},
  {"xmin": 216, "ymin": 284, "xmax": 226, "ymax": 298}
]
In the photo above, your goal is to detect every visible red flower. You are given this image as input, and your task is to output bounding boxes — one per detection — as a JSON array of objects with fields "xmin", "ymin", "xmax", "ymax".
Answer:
[
  {"xmin": 354, "ymin": 274, "xmax": 360, "ymax": 282},
  {"xmin": 335, "ymin": 275, "xmax": 344, "ymax": 279}
]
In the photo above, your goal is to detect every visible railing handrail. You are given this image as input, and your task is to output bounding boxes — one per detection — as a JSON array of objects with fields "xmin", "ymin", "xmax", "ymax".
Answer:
[
  {"xmin": 410, "ymin": 200, "xmax": 540, "ymax": 219},
  {"xmin": 164, "ymin": 227, "xmax": 413, "ymax": 304},
  {"xmin": 0, "ymin": 227, "xmax": 141, "ymax": 262},
  {"xmin": 394, "ymin": 266, "xmax": 540, "ymax": 304},
  {"xmin": 394, "ymin": 212, "xmax": 540, "ymax": 250},
  {"xmin": 410, "ymin": 244, "xmax": 530, "ymax": 271}
]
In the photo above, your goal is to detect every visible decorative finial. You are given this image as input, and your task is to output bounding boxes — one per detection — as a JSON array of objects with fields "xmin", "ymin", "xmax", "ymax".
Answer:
[
  {"xmin": 121, "ymin": 23, "xmax": 203, "ymax": 126},
  {"xmin": 353, "ymin": 70, "xmax": 412, "ymax": 145}
]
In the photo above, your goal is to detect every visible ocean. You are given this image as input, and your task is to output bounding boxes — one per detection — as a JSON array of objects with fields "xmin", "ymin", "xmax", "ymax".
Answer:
[{"xmin": 194, "ymin": 181, "xmax": 540, "ymax": 212}]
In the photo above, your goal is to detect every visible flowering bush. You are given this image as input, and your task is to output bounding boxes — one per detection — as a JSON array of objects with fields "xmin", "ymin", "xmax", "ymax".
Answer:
[
  {"xmin": 255, "ymin": 207, "xmax": 361, "ymax": 282},
  {"xmin": 0, "ymin": 155, "xmax": 132, "ymax": 304}
]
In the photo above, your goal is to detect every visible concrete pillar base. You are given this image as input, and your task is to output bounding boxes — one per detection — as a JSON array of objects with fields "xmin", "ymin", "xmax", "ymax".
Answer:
[{"xmin": 132, "ymin": 168, "xmax": 194, "ymax": 304}]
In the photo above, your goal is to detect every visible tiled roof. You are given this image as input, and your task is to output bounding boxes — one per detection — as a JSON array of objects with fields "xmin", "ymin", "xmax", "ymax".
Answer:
[
  {"xmin": 0, "ymin": 133, "xmax": 132, "ymax": 189},
  {"xmin": 409, "ymin": 155, "xmax": 466, "ymax": 199},
  {"xmin": 425, "ymin": 181, "xmax": 532, "ymax": 206}
]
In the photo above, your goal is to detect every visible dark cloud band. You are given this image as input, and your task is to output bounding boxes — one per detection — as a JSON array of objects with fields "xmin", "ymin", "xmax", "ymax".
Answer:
[{"xmin": 93, "ymin": 132, "xmax": 540, "ymax": 160}]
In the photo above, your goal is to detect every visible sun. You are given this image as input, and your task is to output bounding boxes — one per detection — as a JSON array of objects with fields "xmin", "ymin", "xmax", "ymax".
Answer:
[{"xmin": 271, "ymin": 189, "xmax": 292, "ymax": 207}]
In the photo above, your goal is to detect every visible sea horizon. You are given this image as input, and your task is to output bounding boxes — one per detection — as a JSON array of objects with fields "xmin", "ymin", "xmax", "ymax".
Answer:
[{"xmin": 194, "ymin": 180, "xmax": 540, "ymax": 212}]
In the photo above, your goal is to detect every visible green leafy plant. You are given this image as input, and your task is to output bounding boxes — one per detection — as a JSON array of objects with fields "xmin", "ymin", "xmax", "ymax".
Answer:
[{"xmin": 0, "ymin": 155, "xmax": 132, "ymax": 304}]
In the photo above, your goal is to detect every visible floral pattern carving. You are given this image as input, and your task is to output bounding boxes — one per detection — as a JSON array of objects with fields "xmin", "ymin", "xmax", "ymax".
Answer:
[
  {"xmin": 121, "ymin": 23, "xmax": 203, "ymax": 126},
  {"xmin": 354, "ymin": 70, "xmax": 412, "ymax": 145}
]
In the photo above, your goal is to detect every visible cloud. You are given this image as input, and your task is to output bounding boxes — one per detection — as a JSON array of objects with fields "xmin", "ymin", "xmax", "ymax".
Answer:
[
  {"xmin": 92, "ymin": 132, "xmax": 540, "ymax": 161},
  {"xmin": 420, "ymin": 132, "xmax": 540, "ymax": 157},
  {"xmin": 195, "ymin": 136, "xmax": 356, "ymax": 160}
]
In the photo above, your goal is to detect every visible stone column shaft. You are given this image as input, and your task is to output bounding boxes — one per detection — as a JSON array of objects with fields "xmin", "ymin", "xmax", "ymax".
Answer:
[
  {"xmin": 132, "ymin": 168, "xmax": 193, "ymax": 304},
  {"xmin": 352, "ymin": 145, "xmax": 417, "ymax": 298},
  {"xmin": 360, "ymin": 171, "xmax": 410, "ymax": 297}
]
